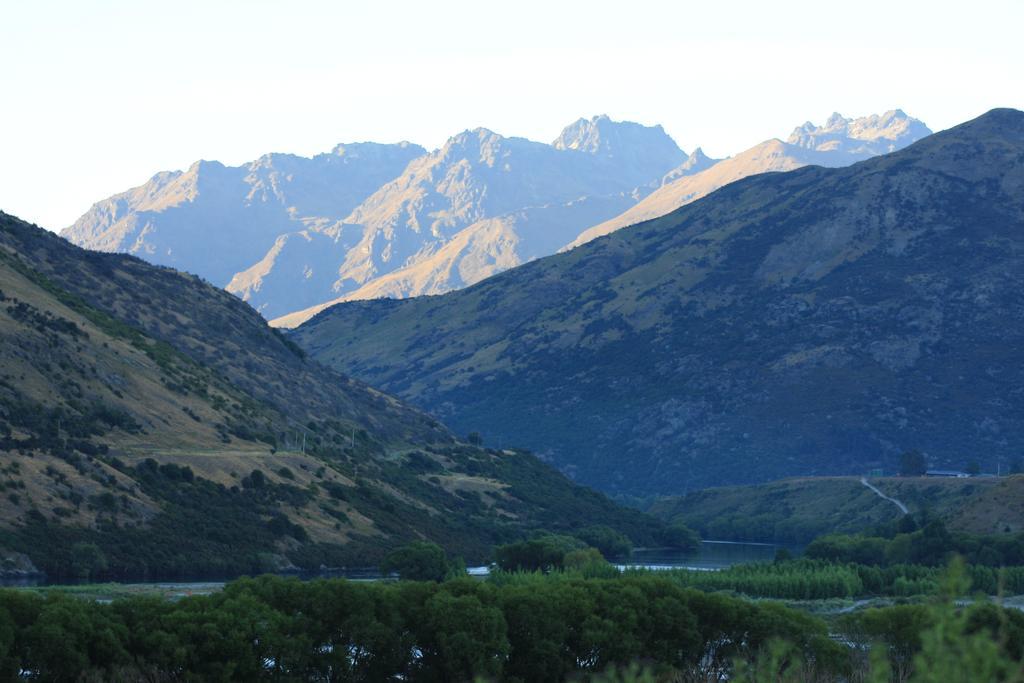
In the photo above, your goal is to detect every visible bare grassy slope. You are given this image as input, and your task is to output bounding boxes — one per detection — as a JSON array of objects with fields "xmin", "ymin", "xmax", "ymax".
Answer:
[{"xmin": 0, "ymin": 212, "xmax": 663, "ymax": 578}]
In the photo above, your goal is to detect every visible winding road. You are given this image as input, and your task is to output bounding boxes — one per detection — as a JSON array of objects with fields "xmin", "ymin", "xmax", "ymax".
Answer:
[{"xmin": 860, "ymin": 477, "xmax": 909, "ymax": 515}]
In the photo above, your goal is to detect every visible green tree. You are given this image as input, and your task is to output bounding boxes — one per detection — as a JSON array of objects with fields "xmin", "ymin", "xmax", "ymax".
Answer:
[
  {"xmin": 0, "ymin": 604, "xmax": 15, "ymax": 681},
  {"xmin": 70, "ymin": 542, "xmax": 108, "ymax": 580},
  {"xmin": 494, "ymin": 534, "xmax": 585, "ymax": 572},
  {"xmin": 418, "ymin": 587, "xmax": 508, "ymax": 681},
  {"xmin": 660, "ymin": 522, "xmax": 701, "ymax": 551},
  {"xmin": 899, "ymin": 450, "xmax": 927, "ymax": 477},
  {"xmin": 24, "ymin": 594, "xmax": 128, "ymax": 680},
  {"xmin": 564, "ymin": 548, "xmax": 620, "ymax": 578},
  {"xmin": 500, "ymin": 580, "xmax": 577, "ymax": 681},
  {"xmin": 910, "ymin": 560, "xmax": 1019, "ymax": 682},
  {"xmin": 966, "ymin": 460, "xmax": 981, "ymax": 476},
  {"xmin": 380, "ymin": 541, "xmax": 452, "ymax": 582},
  {"xmin": 575, "ymin": 525, "xmax": 633, "ymax": 559}
]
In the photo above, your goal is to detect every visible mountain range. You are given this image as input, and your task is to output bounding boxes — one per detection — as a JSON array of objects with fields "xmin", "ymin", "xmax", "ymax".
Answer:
[
  {"xmin": 288, "ymin": 108, "xmax": 1024, "ymax": 496},
  {"xmin": 0, "ymin": 211, "xmax": 661, "ymax": 579},
  {"xmin": 61, "ymin": 112, "xmax": 931, "ymax": 326}
]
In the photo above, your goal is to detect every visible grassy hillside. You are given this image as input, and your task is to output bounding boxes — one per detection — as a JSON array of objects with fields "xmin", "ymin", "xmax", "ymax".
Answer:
[
  {"xmin": 291, "ymin": 108, "xmax": 1024, "ymax": 496},
  {"xmin": 0, "ymin": 212, "xmax": 664, "ymax": 579},
  {"xmin": 649, "ymin": 475, "xmax": 1024, "ymax": 544}
]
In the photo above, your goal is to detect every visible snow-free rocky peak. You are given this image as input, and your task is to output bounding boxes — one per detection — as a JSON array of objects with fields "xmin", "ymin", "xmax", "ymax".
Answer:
[
  {"xmin": 787, "ymin": 109, "xmax": 931, "ymax": 155},
  {"xmin": 552, "ymin": 114, "xmax": 687, "ymax": 186}
]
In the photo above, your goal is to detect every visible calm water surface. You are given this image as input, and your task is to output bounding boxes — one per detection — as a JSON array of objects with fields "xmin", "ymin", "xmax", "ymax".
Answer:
[{"xmin": 616, "ymin": 540, "xmax": 790, "ymax": 572}]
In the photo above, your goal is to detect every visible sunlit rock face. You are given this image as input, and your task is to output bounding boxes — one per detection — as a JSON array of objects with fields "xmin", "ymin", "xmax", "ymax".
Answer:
[{"xmin": 62, "ymin": 141, "xmax": 427, "ymax": 289}]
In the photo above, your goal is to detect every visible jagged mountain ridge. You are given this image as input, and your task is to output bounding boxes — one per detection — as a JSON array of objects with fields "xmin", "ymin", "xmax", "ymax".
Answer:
[
  {"xmin": 63, "ymin": 111, "xmax": 930, "ymax": 326},
  {"xmin": 290, "ymin": 108, "xmax": 1024, "ymax": 496},
  {"xmin": 64, "ymin": 116, "xmax": 687, "ymax": 321},
  {"xmin": 0, "ymin": 211, "xmax": 662, "ymax": 578},
  {"xmin": 231, "ymin": 120, "xmax": 686, "ymax": 319},
  {"xmin": 566, "ymin": 110, "xmax": 931, "ymax": 249},
  {"xmin": 62, "ymin": 142, "xmax": 427, "ymax": 286},
  {"xmin": 272, "ymin": 110, "xmax": 928, "ymax": 327}
]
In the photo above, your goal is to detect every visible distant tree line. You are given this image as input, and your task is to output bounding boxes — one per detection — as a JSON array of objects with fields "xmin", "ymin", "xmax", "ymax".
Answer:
[
  {"xmin": 805, "ymin": 519, "xmax": 1024, "ymax": 568},
  {"xmin": 651, "ymin": 558, "xmax": 1024, "ymax": 600}
]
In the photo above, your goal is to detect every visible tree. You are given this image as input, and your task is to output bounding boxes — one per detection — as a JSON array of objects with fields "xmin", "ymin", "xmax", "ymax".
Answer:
[
  {"xmin": 494, "ymin": 535, "xmax": 586, "ymax": 573},
  {"xmin": 380, "ymin": 541, "xmax": 451, "ymax": 582},
  {"xmin": 660, "ymin": 523, "xmax": 701, "ymax": 551},
  {"xmin": 899, "ymin": 450, "xmax": 927, "ymax": 477},
  {"xmin": 70, "ymin": 542, "xmax": 108, "ymax": 580},
  {"xmin": 418, "ymin": 589, "xmax": 509, "ymax": 681},
  {"xmin": 575, "ymin": 526, "xmax": 633, "ymax": 559},
  {"xmin": 563, "ymin": 548, "xmax": 619, "ymax": 578},
  {"xmin": 0, "ymin": 604, "xmax": 14, "ymax": 681},
  {"xmin": 897, "ymin": 514, "xmax": 919, "ymax": 534},
  {"xmin": 966, "ymin": 460, "xmax": 981, "ymax": 476},
  {"xmin": 1010, "ymin": 458, "xmax": 1023, "ymax": 475},
  {"xmin": 241, "ymin": 469, "xmax": 266, "ymax": 489}
]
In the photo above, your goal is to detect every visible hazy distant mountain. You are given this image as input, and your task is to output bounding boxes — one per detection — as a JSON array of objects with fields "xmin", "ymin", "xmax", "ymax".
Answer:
[
  {"xmin": 786, "ymin": 109, "xmax": 931, "ymax": 156},
  {"xmin": 64, "ymin": 117, "xmax": 686, "ymax": 320},
  {"xmin": 567, "ymin": 110, "xmax": 931, "ymax": 249},
  {"xmin": 61, "ymin": 142, "xmax": 426, "ymax": 285},
  {"xmin": 661, "ymin": 148, "xmax": 720, "ymax": 184},
  {"xmin": 270, "ymin": 193, "xmax": 638, "ymax": 328},
  {"xmin": 237, "ymin": 118, "xmax": 685, "ymax": 320},
  {"xmin": 64, "ymin": 111, "xmax": 929, "ymax": 325},
  {"xmin": 290, "ymin": 109, "xmax": 1024, "ymax": 495},
  {"xmin": 552, "ymin": 115, "xmax": 690, "ymax": 187}
]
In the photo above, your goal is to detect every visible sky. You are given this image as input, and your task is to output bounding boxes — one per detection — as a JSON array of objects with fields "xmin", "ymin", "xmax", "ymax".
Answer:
[{"xmin": 1, "ymin": 0, "xmax": 1022, "ymax": 231}]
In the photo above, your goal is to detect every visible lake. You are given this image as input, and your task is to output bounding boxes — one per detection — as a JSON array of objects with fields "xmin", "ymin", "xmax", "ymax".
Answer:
[{"xmin": 615, "ymin": 540, "xmax": 790, "ymax": 572}]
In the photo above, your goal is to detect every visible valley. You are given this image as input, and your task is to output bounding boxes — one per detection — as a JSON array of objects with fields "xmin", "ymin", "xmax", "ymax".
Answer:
[{"xmin": 2, "ymin": 91, "xmax": 1021, "ymax": 681}]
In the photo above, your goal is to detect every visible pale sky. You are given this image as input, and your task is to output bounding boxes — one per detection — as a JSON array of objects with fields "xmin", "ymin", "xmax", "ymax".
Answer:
[{"xmin": 1, "ymin": 0, "xmax": 1022, "ymax": 231}]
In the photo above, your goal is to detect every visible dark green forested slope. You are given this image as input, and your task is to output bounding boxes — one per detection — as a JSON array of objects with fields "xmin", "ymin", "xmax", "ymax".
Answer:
[
  {"xmin": 0, "ymin": 212, "xmax": 664, "ymax": 579},
  {"xmin": 292, "ymin": 108, "xmax": 1024, "ymax": 495}
]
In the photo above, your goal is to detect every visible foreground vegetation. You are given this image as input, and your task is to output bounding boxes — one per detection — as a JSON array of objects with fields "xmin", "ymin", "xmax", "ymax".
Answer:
[
  {"xmin": 0, "ymin": 572, "xmax": 845, "ymax": 682},
  {"xmin": 4, "ymin": 559, "xmax": 1024, "ymax": 682}
]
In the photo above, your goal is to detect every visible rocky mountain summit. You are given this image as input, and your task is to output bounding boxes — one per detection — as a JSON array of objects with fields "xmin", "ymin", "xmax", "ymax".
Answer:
[{"xmin": 787, "ymin": 109, "xmax": 932, "ymax": 156}]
